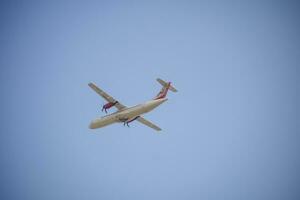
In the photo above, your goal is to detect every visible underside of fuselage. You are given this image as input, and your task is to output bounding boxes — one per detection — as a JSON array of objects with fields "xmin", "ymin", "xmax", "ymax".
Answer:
[{"xmin": 89, "ymin": 98, "xmax": 167, "ymax": 129}]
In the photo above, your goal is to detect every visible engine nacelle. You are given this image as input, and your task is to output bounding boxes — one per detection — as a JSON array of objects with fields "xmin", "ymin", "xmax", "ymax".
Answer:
[
  {"xmin": 123, "ymin": 116, "xmax": 140, "ymax": 127},
  {"xmin": 102, "ymin": 101, "xmax": 118, "ymax": 113}
]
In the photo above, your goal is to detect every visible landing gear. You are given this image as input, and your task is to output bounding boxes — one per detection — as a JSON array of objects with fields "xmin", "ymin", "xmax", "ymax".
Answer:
[
  {"xmin": 123, "ymin": 122, "xmax": 130, "ymax": 127},
  {"xmin": 122, "ymin": 116, "xmax": 140, "ymax": 128}
]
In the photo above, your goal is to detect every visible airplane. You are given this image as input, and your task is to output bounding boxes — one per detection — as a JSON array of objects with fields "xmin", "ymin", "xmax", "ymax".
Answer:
[{"xmin": 88, "ymin": 78, "xmax": 177, "ymax": 131}]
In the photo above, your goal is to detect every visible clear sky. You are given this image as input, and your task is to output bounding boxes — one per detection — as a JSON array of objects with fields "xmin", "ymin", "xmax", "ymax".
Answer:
[{"xmin": 1, "ymin": 1, "xmax": 299, "ymax": 200}]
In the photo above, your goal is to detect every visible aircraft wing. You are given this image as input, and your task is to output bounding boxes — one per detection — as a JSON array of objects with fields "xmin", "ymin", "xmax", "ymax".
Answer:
[
  {"xmin": 88, "ymin": 83, "xmax": 126, "ymax": 110},
  {"xmin": 137, "ymin": 117, "xmax": 162, "ymax": 131}
]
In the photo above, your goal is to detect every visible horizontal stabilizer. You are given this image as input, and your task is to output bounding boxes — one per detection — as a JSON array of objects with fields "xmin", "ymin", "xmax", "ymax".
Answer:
[{"xmin": 156, "ymin": 78, "xmax": 177, "ymax": 92}]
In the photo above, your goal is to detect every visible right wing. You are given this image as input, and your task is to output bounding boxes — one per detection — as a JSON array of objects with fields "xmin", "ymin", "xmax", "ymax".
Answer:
[
  {"xmin": 137, "ymin": 117, "xmax": 162, "ymax": 131},
  {"xmin": 88, "ymin": 82, "xmax": 126, "ymax": 110}
]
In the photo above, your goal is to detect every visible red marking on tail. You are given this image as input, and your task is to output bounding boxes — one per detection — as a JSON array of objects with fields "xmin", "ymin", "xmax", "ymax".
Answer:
[{"xmin": 154, "ymin": 82, "xmax": 171, "ymax": 100}]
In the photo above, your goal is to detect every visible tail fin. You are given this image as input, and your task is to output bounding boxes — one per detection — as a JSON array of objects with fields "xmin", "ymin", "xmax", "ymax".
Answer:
[{"xmin": 154, "ymin": 78, "xmax": 177, "ymax": 99}]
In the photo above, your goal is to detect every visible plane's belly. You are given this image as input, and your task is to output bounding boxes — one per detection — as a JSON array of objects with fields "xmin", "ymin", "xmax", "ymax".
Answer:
[
  {"xmin": 117, "ymin": 104, "xmax": 149, "ymax": 120},
  {"xmin": 89, "ymin": 115, "xmax": 116, "ymax": 129},
  {"xmin": 90, "ymin": 103, "xmax": 158, "ymax": 129}
]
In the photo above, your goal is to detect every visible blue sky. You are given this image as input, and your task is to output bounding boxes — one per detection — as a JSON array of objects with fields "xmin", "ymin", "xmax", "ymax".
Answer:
[{"xmin": 1, "ymin": 1, "xmax": 299, "ymax": 200}]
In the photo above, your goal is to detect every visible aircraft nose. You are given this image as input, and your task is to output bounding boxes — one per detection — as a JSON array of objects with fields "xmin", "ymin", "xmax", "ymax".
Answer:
[{"xmin": 89, "ymin": 121, "xmax": 96, "ymax": 129}]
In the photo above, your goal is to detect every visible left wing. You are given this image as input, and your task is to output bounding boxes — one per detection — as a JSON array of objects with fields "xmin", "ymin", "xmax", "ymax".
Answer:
[
  {"xmin": 88, "ymin": 82, "xmax": 126, "ymax": 110},
  {"xmin": 137, "ymin": 117, "xmax": 162, "ymax": 131}
]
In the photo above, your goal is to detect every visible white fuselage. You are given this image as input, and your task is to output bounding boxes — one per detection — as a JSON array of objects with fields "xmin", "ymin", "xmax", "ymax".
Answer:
[{"xmin": 89, "ymin": 98, "xmax": 168, "ymax": 129}]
